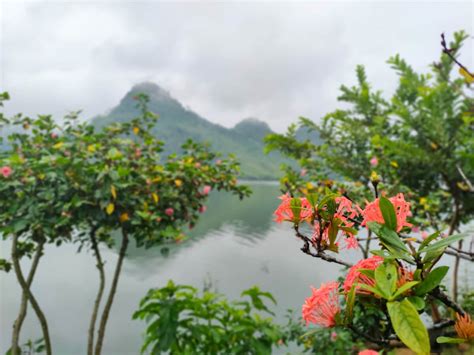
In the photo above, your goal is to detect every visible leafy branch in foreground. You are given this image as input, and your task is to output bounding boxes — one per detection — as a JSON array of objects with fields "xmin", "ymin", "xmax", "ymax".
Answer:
[{"xmin": 274, "ymin": 189, "xmax": 473, "ymax": 354}]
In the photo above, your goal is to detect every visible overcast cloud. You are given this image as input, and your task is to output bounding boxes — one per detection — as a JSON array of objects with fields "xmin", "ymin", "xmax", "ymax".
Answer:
[{"xmin": 0, "ymin": 0, "xmax": 472, "ymax": 132}]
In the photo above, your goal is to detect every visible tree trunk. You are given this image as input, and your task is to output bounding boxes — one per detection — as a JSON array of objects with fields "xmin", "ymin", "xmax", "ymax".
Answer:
[
  {"xmin": 94, "ymin": 230, "xmax": 129, "ymax": 355},
  {"xmin": 11, "ymin": 241, "xmax": 44, "ymax": 355},
  {"xmin": 87, "ymin": 228, "xmax": 105, "ymax": 355},
  {"xmin": 11, "ymin": 235, "xmax": 52, "ymax": 355}
]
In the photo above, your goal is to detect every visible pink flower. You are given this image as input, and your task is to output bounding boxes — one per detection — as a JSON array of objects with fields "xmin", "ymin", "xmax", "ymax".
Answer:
[
  {"xmin": 361, "ymin": 193, "xmax": 412, "ymax": 232},
  {"xmin": 51, "ymin": 133, "xmax": 58, "ymax": 139},
  {"xmin": 345, "ymin": 235, "xmax": 359, "ymax": 249},
  {"xmin": 300, "ymin": 168, "xmax": 307, "ymax": 177},
  {"xmin": 274, "ymin": 194, "xmax": 312, "ymax": 223},
  {"xmin": 165, "ymin": 208, "xmax": 174, "ymax": 216},
  {"xmin": 199, "ymin": 205, "xmax": 207, "ymax": 213},
  {"xmin": 135, "ymin": 148, "xmax": 142, "ymax": 158},
  {"xmin": 216, "ymin": 159, "xmax": 222, "ymax": 165},
  {"xmin": 1, "ymin": 166, "xmax": 12, "ymax": 178},
  {"xmin": 194, "ymin": 162, "xmax": 201, "ymax": 168},
  {"xmin": 331, "ymin": 331, "xmax": 338, "ymax": 341},
  {"xmin": 370, "ymin": 157, "xmax": 379, "ymax": 167},
  {"xmin": 412, "ymin": 226, "xmax": 420, "ymax": 233},
  {"xmin": 202, "ymin": 185, "xmax": 212, "ymax": 195},
  {"xmin": 421, "ymin": 231, "xmax": 429, "ymax": 240},
  {"xmin": 359, "ymin": 350, "xmax": 379, "ymax": 355},
  {"xmin": 343, "ymin": 256, "xmax": 384, "ymax": 294},
  {"xmin": 302, "ymin": 281, "xmax": 340, "ymax": 327}
]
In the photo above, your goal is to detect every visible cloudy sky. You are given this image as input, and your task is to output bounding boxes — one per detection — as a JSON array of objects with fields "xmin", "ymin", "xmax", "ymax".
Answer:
[{"xmin": 0, "ymin": 0, "xmax": 472, "ymax": 132}]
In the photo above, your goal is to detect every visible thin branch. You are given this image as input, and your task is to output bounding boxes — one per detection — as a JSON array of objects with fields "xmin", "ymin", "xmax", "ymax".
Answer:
[
  {"xmin": 11, "ymin": 235, "xmax": 52, "ymax": 355},
  {"xmin": 11, "ymin": 241, "xmax": 44, "ymax": 355},
  {"xmin": 293, "ymin": 225, "xmax": 353, "ymax": 267},
  {"xmin": 88, "ymin": 225, "xmax": 104, "ymax": 355},
  {"xmin": 429, "ymin": 287, "xmax": 465, "ymax": 316},
  {"xmin": 441, "ymin": 33, "xmax": 474, "ymax": 76},
  {"xmin": 456, "ymin": 164, "xmax": 474, "ymax": 192}
]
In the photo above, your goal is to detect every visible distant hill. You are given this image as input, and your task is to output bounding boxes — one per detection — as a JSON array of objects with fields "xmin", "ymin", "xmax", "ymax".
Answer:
[{"xmin": 92, "ymin": 82, "xmax": 291, "ymax": 179}]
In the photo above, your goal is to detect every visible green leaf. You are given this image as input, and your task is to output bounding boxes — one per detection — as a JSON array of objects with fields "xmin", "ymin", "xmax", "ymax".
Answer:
[
  {"xmin": 290, "ymin": 198, "xmax": 302, "ymax": 223},
  {"xmin": 344, "ymin": 284, "xmax": 356, "ymax": 325},
  {"xmin": 306, "ymin": 193, "xmax": 319, "ymax": 209},
  {"xmin": 436, "ymin": 336, "xmax": 465, "ymax": 344},
  {"xmin": 419, "ymin": 233, "xmax": 468, "ymax": 254},
  {"xmin": 391, "ymin": 281, "xmax": 420, "ymax": 300},
  {"xmin": 358, "ymin": 268, "xmax": 375, "ymax": 279},
  {"xmin": 414, "ymin": 266, "xmax": 449, "ymax": 296},
  {"xmin": 317, "ymin": 194, "xmax": 338, "ymax": 211},
  {"xmin": 375, "ymin": 262, "xmax": 398, "ymax": 298},
  {"xmin": 357, "ymin": 284, "xmax": 385, "ymax": 298},
  {"xmin": 407, "ymin": 296, "xmax": 425, "ymax": 311},
  {"xmin": 417, "ymin": 231, "xmax": 440, "ymax": 251},
  {"xmin": 379, "ymin": 196, "xmax": 397, "ymax": 231},
  {"xmin": 387, "ymin": 299, "xmax": 430, "ymax": 355},
  {"xmin": 368, "ymin": 222, "xmax": 409, "ymax": 255}
]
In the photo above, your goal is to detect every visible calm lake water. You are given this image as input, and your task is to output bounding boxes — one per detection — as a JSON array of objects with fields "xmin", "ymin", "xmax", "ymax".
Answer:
[{"xmin": 1, "ymin": 182, "xmax": 472, "ymax": 354}]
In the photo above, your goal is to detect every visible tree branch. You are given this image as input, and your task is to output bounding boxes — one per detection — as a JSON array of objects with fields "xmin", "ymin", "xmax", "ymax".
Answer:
[
  {"xmin": 11, "ymin": 240, "xmax": 44, "ymax": 355},
  {"xmin": 429, "ymin": 287, "xmax": 465, "ymax": 316},
  {"xmin": 11, "ymin": 235, "xmax": 52, "ymax": 355},
  {"xmin": 293, "ymin": 225, "xmax": 353, "ymax": 267},
  {"xmin": 88, "ymin": 225, "xmax": 104, "ymax": 355}
]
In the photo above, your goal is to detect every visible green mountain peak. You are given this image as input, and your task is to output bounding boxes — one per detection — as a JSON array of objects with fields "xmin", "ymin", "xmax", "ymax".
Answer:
[{"xmin": 92, "ymin": 82, "xmax": 288, "ymax": 179}]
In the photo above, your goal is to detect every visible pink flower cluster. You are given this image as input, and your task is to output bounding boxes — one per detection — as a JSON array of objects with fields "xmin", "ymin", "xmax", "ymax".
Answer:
[
  {"xmin": 311, "ymin": 196, "xmax": 360, "ymax": 250},
  {"xmin": 359, "ymin": 350, "xmax": 379, "ymax": 355},
  {"xmin": 302, "ymin": 281, "xmax": 340, "ymax": 327},
  {"xmin": 1, "ymin": 166, "xmax": 12, "ymax": 178},
  {"xmin": 360, "ymin": 193, "xmax": 412, "ymax": 232},
  {"xmin": 274, "ymin": 194, "xmax": 312, "ymax": 223},
  {"xmin": 334, "ymin": 196, "xmax": 360, "ymax": 249},
  {"xmin": 343, "ymin": 256, "xmax": 384, "ymax": 293}
]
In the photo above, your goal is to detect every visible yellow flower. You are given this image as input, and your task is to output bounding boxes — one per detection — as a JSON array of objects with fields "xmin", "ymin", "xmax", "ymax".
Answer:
[
  {"xmin": 175, "ymin": 179, "xmax": 183, "ymax": 187},
  {"xmin": 370, "ymin": 171, "xmax": 380, "ymax": 182},
  {"xmin": 53, "ymin": 142, "xmax": 64, "ymax": 149},
  {"xmin": 152, "ymin": 193, "xmax": 159, "ymax": 204},
  {"xmin": 306, "ymin": 182, "xmax": 314, "ymax": 190},
  {"xmin": 390, "ymin": 161, "xmax": 399, "ymax": 168},
  {"xmin": 106, "ymin": 203, "xmax": 115, "ymax": 215},
  {"xmin": 119, "ymin": 213, "xmax": 129, "ymax": 223},
  {"xmin": 133, "ymin": 126, "xmax": 140, "ymax": 134},
  {"xmin": 87, "ymin": 145, "xmax": 96, "ymax": 153}
]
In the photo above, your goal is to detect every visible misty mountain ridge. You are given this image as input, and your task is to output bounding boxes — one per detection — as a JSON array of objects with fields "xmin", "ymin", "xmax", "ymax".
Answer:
[{"xmin": 92, "ymin": 82, "xmax": 321, "ymax": 179}]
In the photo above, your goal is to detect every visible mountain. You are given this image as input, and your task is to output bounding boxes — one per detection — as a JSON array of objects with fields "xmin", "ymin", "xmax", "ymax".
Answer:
[{"xmin": 92, "ymin": 82, "xmax": 288, "ymax": 179}]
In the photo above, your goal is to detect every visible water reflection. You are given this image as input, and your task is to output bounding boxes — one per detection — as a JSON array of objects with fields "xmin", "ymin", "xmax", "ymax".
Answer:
[
  {"xmin": 1, "ymin": 182, "xmax": 472, "ymax": 355},
  {"xmin": 125, "ymin": 182, "xmax": 280, "ymax": 262}
]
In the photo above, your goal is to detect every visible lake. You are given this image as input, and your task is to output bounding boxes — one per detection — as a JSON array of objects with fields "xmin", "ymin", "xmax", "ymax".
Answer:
[{"xmin": 1, "ymin": 182, "xmax": 472, "ymax": 354}]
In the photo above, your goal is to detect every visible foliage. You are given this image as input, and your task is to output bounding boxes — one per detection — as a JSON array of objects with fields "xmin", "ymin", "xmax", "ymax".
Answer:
[
  {"xmin": 273, "ymin": 187, "xmax": 473, "ymax": 354},
  {"xmin": 5, "ymin": 338, "xmax": 45, "ymax": 355},
  {"xmin": 265, "ymin": 30, "xmax": 473, "ymax": 232},
  {"xmin": 0, "ymin": 92, "xmax": 250, "ymax": 354},
  {"xmin": 133, "ymin": 281, "xmax": 284, "ymax": 354}
]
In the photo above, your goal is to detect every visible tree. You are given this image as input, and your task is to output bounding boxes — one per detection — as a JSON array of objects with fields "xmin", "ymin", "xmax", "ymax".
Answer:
[
  {"xmin": 265, "ymin": 30, "xmax": 473, "ymax": 297},
  {"xmin": 266, "ymin": 31, "xmax": 474, "ymax": 353},
  {"xmin": 0, "ymin": 93, "xmax": 250, "ymax": 355}
]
